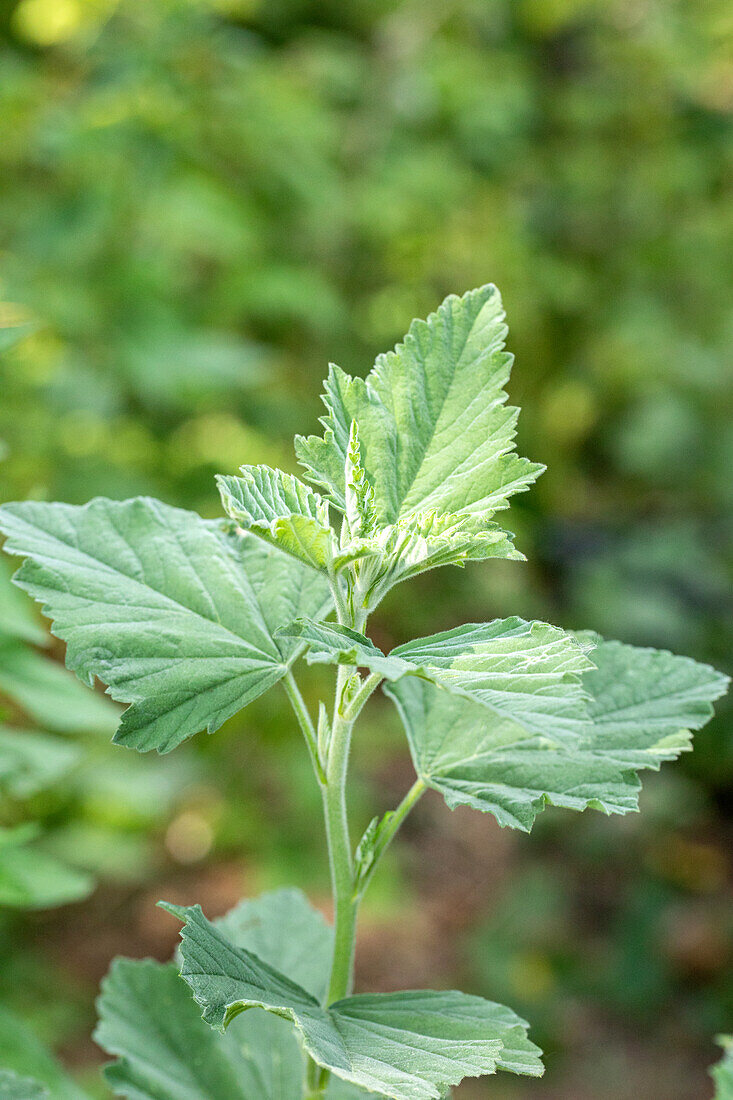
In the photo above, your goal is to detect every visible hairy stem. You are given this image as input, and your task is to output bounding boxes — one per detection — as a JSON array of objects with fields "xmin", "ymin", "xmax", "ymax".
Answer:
[{"xmin": 282, "ymin": 670, "xmax": 326, "ymax": 785}]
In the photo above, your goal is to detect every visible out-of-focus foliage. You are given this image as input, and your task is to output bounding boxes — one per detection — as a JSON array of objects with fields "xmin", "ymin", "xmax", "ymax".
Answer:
[{"xmin": 0, "ymin": 0, "xmax": 731, "ymax": 1095}]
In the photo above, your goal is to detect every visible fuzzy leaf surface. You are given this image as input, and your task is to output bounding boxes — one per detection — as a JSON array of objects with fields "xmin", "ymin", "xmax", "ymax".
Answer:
[
  {"xmin": 217, "ymin": 466, "xmax": 337, "ymax": 571},
  {"xmin": 0, "ymin": 498, "xmax": 330, "ymax": 753},
  {"xmin": 295, "ymin": 285, "xmax": 543, "ymax": 522},
  {"xmin": 97, "ymin": 889, "xmax": 380, "ymax": 1100},
  {"xmin": 282, "ymin": 616, "xmax": 593, "ymax": 743},
  {"xmin": 161, "ymin": 900, "xmax": 542, "ymax": 1099},
  {"xmin": 386, "ymin": 637, "xmax": 728, "ymax": 831}
]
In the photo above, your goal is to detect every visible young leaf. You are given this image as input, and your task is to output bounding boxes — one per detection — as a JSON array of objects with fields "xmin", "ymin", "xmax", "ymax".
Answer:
[
  {"xmin": 711, "ymin": 1035, "xmax": 733, "ymax": 1099},
  {"xmin": 282, "ymin": 616, "xmax": 593, "ymax": 744},
  {"xmin": 296, "ymin": 286, "xmax": 544, "ymax": 523},
  {"xmin": 0, "ymin": 498, "xmax": 331, "ymax": 753},
  {"xmin": 97, "ymin": 890, "xmax": 381, "ymax": 1100},
  {"xmin": 160, "ymin": 900, "xmax": 542, "ymax": 1100},
  {"xmin": 344, "ymin": 421, "xmax": 378, "ymax": 539},
  {"xmin": 217, "ymin": 465, "xmax": 337, "ymax": 571},
  {"xmin": 385, "ymin": 637, "xmax": 729, "ymax": 831},
  {"xmin": 0, "ymin": 1070, "xmax": 48, "ymax": 1099}
]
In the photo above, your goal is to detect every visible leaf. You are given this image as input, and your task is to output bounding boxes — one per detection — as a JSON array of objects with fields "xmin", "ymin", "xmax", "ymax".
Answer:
[
  {"xmin": 0, "ymin": 1005, "xmax": 90, "ymax": 1100},
  {"xmin": 0, "ymin": 498, "xmax": 331, "ymax": 753},
  {"xmin": 385, "ymin": 637, "xmax": 729, "ymax": 831},
  {"xmin": 712, "ymin": 1035, "xmax": 733, "ymax": 1099},
  {"xmin": 296, "ymin": 286, "xmax": 544, "ymax": 523},
  {"xmin": 0, "ymin": 725, "xmax": 81, "ymax": 798},
  {"xmin": 0, "ymin": 1071, "xmax": 48, "ymax": 1099},
  {"xmin": 344, "ymin": 422, "xmax": 378, "ymax": 539},
  {"xmin": 578, "ymin": 634, "xmax": 730, "ymax": 768},
  {"xmin": 0, "ymin": 825, "xmax": 93, "ymax": 908},
  {"xmin": 96, "ymin": 889, "xmax": 382, "ymax": 1100},
  {"xmin": 282, "ymin": 616, "xmax": 593, "ymax": 744},
  {"xmin": 217, "ymin": 465, "xmax": 337, "ymax": 571},
  {"xmin": 160, "ymin": 900, "xmax": 542, "ymax": 1100},
  {"xmin": 0, "ymin": 641, "xmax": 119, "ymax": 735}
]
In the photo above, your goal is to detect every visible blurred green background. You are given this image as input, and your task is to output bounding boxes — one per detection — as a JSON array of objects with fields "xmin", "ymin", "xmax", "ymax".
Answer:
[{"xmin": 0, "ymin": 0, "xmax": 731, "ymax": 1096}]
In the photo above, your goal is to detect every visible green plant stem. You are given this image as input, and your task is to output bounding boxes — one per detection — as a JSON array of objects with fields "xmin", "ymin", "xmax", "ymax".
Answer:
[{"xmin": 282, "ymin": 670, "xmax": 325, "ymax": 786}]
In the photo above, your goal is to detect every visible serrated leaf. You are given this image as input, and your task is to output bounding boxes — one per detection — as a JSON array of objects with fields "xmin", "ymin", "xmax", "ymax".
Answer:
[
  {"xmin": 712, "ymin": 1035, "xmax": 733, "ymax": 1099},
  {"xmin": 0, "ymin": 1006, "xmax": 90, "ymax": 1100},
  {"xmin": 0, "ymin": 1071, "xmax": 48, "ymax": 1099},
  {"xmin": 217, "ymin": 466, "xmax": 337, "ymax": 571},
  {"xmin": 282, "ymin": 616, "xmax": 593, "ymax": 744},
  {"xmin": 0, "ymin": 825, "xmax": 93, "ymax": 908},
  {"xmin": 0, "ymin": 726, "xmax": 80, "ymax": 798},
  {"xmin": 0, "ymin": 498, "xmax": 331, "ymax": 753},
  {"xmin": 296, "ymin": 286, "xmax": 543, "ymax": 523},
  {"xmin": 344, "ymin": 422, "xmax": 378, "ymax": 539},
  {"xmin": 578, "ymin": 635, "xmax": 730, "ymax": 768},
  {"xmin": 160, "ymin": 900, "xmax": 542, "ymax": 1100},
  {"xmin": 385, "ymin": 636, "xmax": 729, "ymax": 832},
  {"xmin": 96, "ymin": 889, "xmax": 381, "ymax": 1100}
]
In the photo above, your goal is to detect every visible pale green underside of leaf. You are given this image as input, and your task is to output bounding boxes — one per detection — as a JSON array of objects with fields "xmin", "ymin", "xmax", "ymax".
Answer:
[
  {"xmin": 0, "ymin": 825, "xmax": 93, "ymax": 908},
  {"xmin": 218, "ymin": 466, "xmax": 337, "ymax": 572},
  {"xmin": 0, "ymin": 1005, "xmax": 90, "ymax": 1100},
  {"xmin": 281, "ymin": 616, "xmax": 593, "ymax": 744},
  {"xmin": 385, "ymin": 637, "xmax": 729, "ymax": 831},
  {"xmin": 97, "ymin": 890, "xmax": 389, "ymax": 1100},
  {"xmin": 0, "ymin": 498, "xmax": 331, "ymax": 753},
  {"xmin": 0, "ymin": 1070, "xmax": 48, "ymax": 1099},
  {"xmin": 159, "ymin": 897, "xmax": 542, "ymax": 1100},
  {"xmin": 295, "ymin": 285, "xmax": 544, "ymax": 523},
  {"xmin": 0, "ymin": 725, "xmax": 80, "ymax": 798},
  {"xmin": 711, "ymin": 1035, "xmax": 733, "ymax": 1099}
]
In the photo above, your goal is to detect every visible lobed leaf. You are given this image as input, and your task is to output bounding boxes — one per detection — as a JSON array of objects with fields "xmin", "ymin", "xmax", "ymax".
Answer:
[
  {"xmin": 160, "ymin": 899, "xmax": 542, "ymax": 1100},
  {"xmin": 281, "ymin": 615, "xmax": 594, "ymax": 744},
  {"xmin": 295, "ymin": 286, "xmax": 543, "ymax": 524},
  {"xmin": 96, "ymin": 889, "xmax": 382, "ymax": 1100},
  {"xmin": 217, "ymin": 465, "xmax": 337, "ymax": 571},
  {"xmin": 386, "ymin": 637, "xmax": 729, "ymax": 831},
  {"xmin": 0, "ymin": 498, "xmax": 331, "ymax": 753}
]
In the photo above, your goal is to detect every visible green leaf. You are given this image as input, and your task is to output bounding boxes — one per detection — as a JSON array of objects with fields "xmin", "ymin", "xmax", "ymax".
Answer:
[
  {"xmin": 0, "ymin": 726, "xmax": 80, "ymax": 798},
  {"xmin": 217, "ymin": 465, "xmax": 337, "ymax": 571},
  {"xmin": 296, "ymin": 286, "xmax": 543, "ymax": 523},
  {"xmin": 282, "ymin": 616, "xmax": 593, "ymax": 743},
  {"xmin": 0, "ymin": 825, "xmax": 93, "ymax": 908},
  {"xmin": 97, "ymin": 889, "xmax": 381, "ymax": 1100},
  {"xmin": 0, "ymin": 1005, "xmax": 90, "ymax": 1100},
  {"xmin": 578, "ymin": 634, "xmax": 730, "ymax": 768},
  {"xmin": 160, "ymin": 900, "xmax": 542, "ymax": 1100},
  {"xmin": 0, "ymin": 641, "xmax": 119, "ymax": 735},
  {"xmin": 712, "ymin": 1035, "xmax": 733, "ymax": 1099},
  {"xmin": 386, "ymin": 637, "xmax": 729, "ymax": 831},
  {"xmin": 0, "ymin": 1071, "xmax": 48, "ymax": 1099},
  {"xmin": 344, "ymin": 421, "xmax": 378, "ymax": 539},
  {"xmin": 0, "ymin": 498, "xmax": 331, "ymax": 753}
]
